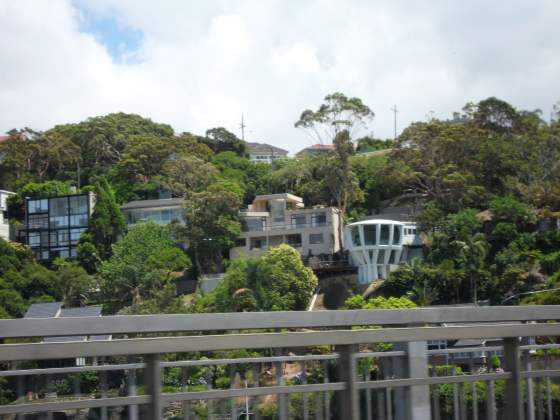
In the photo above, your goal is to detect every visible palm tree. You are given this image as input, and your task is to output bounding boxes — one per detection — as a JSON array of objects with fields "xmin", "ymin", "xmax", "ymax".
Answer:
[{"xmin": 453, "ymin": 233, "xmax": 488, "ymax": 305}]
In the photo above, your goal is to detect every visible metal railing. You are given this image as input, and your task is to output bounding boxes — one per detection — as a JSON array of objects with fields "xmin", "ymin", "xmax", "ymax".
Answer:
[
  {"xmin": 0, "ymin": 306, "xmax": 559, "ymax": 419},
  {"xmin": 242, "ymin": 222, "xmax": 328, "ymax": 232}
]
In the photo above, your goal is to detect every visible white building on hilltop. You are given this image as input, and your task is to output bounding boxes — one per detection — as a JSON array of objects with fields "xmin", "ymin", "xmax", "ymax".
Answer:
[
  {"xmin": 0, "ymin": 190, "xmax": 15, "ymax": 241},
  {"xmin": 344, "ymin": 219, "xmax": 423, "ymax": 284}
]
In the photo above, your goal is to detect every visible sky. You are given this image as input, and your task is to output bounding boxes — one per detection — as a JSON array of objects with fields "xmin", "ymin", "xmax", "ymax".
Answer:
[{"xmin": 1, "ymin": 1, "xmax": 559, "ymax": 154}]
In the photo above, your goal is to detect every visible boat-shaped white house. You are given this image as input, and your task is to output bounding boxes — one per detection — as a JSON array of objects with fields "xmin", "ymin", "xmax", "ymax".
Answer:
[{"xmin": 344, "ymin": 219, "xmax": 423, "ymax": 284}]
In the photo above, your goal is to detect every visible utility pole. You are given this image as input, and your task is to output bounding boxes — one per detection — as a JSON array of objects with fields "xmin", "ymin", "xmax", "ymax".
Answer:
[
  {"xmin": 390, "ymin": 105, "xmax": 398, "ymax": 140},
  {"xmin": 240, "ymin": 114, "xmax": 246, "ymax": 141}
]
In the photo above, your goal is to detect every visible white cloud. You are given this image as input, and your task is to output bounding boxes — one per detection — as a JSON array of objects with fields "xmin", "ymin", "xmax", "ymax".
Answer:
[{"xmin": 1, "ymin": 0, "xmax": 559, "ymax": 153}]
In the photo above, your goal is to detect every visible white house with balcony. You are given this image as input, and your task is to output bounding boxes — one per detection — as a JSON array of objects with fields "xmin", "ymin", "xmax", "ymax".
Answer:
[
  {"xmin": 230, "ymin": 193, "xmax": 341, "ymax": 260},
  {"xmin": 344, "ymin": 219, "xmax": 423, "ymax": 284},
  {"xmin": 0, "ymin": 190, "xmax": 15, "ymax": 241},
  {"xmin": 121, "ymin": 198, "xmax": 185, "ymax": 227}
]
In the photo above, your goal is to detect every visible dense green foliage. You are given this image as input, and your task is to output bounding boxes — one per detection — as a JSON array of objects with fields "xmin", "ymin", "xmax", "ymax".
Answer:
[
  {"xmin": 99, "ymin": 222, "xmax": 191, "ymax": 312},
  {"xmin": 198, "ymin": 245, "xmax": 318, "ymax": 312},
  {"xmin": 2, "ymin": 95, "xmax": 560, "ymax": 317}
]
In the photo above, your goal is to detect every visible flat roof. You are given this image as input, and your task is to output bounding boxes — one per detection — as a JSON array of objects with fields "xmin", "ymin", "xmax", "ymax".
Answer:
[{"xmin": 121, "ymin": 198, "xmax": 185, "ymax": 210}]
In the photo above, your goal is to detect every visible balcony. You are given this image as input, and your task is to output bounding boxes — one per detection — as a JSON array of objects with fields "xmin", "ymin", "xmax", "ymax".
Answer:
[
  {"xmin": 0, "ymin": 306, "xmax": 559, "ymax": 419},
  {"xmin": 242, "ymin": 222, "xmax": 328, "ymax": 232}
]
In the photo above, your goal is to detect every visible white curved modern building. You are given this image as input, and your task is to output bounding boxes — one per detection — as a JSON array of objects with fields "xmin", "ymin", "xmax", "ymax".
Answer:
[{"xmin": 344, "ymin": 219, "xmax": 423, "ymax": 284}]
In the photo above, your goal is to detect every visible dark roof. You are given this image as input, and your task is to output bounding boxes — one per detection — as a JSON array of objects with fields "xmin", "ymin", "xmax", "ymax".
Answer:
[
  {"xmin": 24, "ymin": 302, "xmax": 62, "ymax": 319},
  {"xmin": 23, "ymin": 303, "xmax": 108, "ymax": 343},
  {"xmin": 121, "ymin": 198, "xmax": 185, "ymax": 210},
  {"xmin": 247, "ymin": 142, "xmax": 288, "ymax": 155},
  {"xmin": 59, "ymin": 306, "xmax": 102, "ymax": 317}
]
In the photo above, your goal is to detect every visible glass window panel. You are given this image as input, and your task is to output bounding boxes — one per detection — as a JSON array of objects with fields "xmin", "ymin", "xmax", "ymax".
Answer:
[
  {"xmin": 311, "ymin": 212, "xmax": 326, "ymax": 226},
  {"xmin": 351, "ymin": 226, "xmax": 361, "ymax": 246},
  {"xmin": 291, "ymin": 214, "xmax": 306, "ymax": 227},
  {"xmin": 380, "ymin": 225, "xmax": 390, "ymax": 245},
  {"xmin": 69, "ymin": 196, "xmax": 87, "ymax": 215},
  {"xmin": 389, "ymin": 250, "xmax": 396, "ymax": 264},
  {"xmin": 377, "ymin": 249, "xmax": 386, "ymax": 264},
  {"xmin": 29, "ymin": 232, "xmax": 40, "ymax": 246},
  {"xmin": 393, "ymin": 226, "xmax": 401, "ymax": 244},
  {"xmin": 287, "ymin": 234, "xmax": 302, "ymax": 246},
  {"xmin": 50, "ymin": 197, "xmax": 68, "ymax": 217},
  {"xmin": 309, "ymin": 233, "xmax": 324, "ymax": 244},
  {"xmin": 363, "ymin": 225, "xmax": 376, "ymax": 245}
]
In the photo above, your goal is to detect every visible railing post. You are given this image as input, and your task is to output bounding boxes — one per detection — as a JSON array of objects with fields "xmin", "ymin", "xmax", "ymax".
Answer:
[
  {"xmin": 406, "ymin": 341, "xmax": 431, "ymax": 420},
  {"xmin": 181, "ymin": 367, "xmax": 191, "ymax": 420},
  {"xmin": 127, "ymin": 356, "xmax": 139, "ymax": 420},
  {"xmin": 336, "ymin": 344, "xmax": 359, "ymax": 420},
  {"xmin": 274, "ymin": 348, "xmax": 288, "ymax": 420},
  {"xmin": 503, "ymin": 338, "xmax": 524, "ymax": 420},
  {"xmin": 485, "ymin": 353, "xmax": 496, "ymax": 420},
  {"xmin": 145, "ymin": 354, "xmax": 162, "ymax": 420}
]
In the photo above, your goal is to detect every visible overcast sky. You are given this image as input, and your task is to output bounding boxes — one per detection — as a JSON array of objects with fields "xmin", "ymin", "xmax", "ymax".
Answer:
[{"xmin": 1, "ymin": 1, "xmax": 559, "ymax": 153}]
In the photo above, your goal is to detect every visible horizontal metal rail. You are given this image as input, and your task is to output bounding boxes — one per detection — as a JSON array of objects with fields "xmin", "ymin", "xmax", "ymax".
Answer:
[
  {"xmin": 1, "ymin": 306, "xmax": 559, "ymax": 338},
  {"xmin": 2, "ymin": 323, "xmax": 559, "ymax": 362}
]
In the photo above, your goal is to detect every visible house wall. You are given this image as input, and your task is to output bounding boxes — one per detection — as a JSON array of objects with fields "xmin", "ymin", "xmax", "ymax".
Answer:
[
  {"xmin": 0, "ymin": 190, "xmax": 14, "ymax": 241},
  {"xmin": 230, "ymin": 206, "xmax": 341, "ymax": 260}
]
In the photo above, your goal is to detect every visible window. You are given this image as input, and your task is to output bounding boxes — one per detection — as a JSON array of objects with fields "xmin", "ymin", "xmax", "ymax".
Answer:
[
  {"xmin": 69, "ymin": 196, "xmax": 87, "ymax": 215},
  {"xmin": 50, "ymin": 230, "xmax": 69, "ymax": 247},
  {"xmin": 351, "ymin": 226, "xmax": 361, "ymax": 246},
  {"xmin": 311, "ymin": 212, "xmax": 326, "ymax": 226},
  {"xmin": 380, "ymin": 225, "xmax": 390, "ymax": 245},
  {"xmin": 250, "ymin": 237, "xmax": 267, "ymax": 249},
  {"xmin": 70, "ymin": 228, "xmax": 86, "ymax": 244},
  {"xmin": 363, "ymin": 225, "xmax": 376, "ymax": 245},
  {"xmin": 28, "ymin": 214, "xmax": 48, "ymax": 229},
  {"xmin": 28, "ymin": 199, "xmax": 48, "ymax": 214},
  {"xmin": 291, "ymin": 214, "xmax": 306, "ymax": 227},
  {"xmin": 286, "ymin": 234, "xmax": 302, "ymax": 247},
  {"xmin": 309, "ymin": 233, "xmax": 324, "ymax": 244},
  {"xmin": 235, "ymin": 238, "xmax": 247, "ymax": 247},
  {"xmin": 243, "ymin": 217, "xmax": 266, "ymax": 232},
  {"xmin": 388, "ymin": 250, "xmax": 397, "ymax": 264},
  {"xmin": 28, "ymin": 232, "xmax": 40, "ymax": 247},
  {"xmin": 377, "ymin": 249, "xmax": 386, "ymax": 264},
  {"xmin": 393, "ymin": 225, "xmax": 401, "ymax": 244}
]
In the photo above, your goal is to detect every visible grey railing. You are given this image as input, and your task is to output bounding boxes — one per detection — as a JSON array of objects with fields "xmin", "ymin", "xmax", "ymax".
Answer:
[{"xmin": 0, "ymin": 306, "xmax": 559, "ymax": 419}]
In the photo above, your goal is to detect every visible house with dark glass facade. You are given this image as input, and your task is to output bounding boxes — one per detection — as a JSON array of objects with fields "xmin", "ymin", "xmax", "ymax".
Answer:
[{"xmin": 24, "ymin": 193, "xmax": 95, "ymax": 260}]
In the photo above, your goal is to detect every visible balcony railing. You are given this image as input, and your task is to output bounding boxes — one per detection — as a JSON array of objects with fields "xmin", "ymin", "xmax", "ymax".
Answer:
[
  {"xmin": 0, "ymin": 306, "xmax": 559, "ymax": 419},
  {"xmin": 242, "ymin": 222, "xmax": 328, "ymax": 232}
]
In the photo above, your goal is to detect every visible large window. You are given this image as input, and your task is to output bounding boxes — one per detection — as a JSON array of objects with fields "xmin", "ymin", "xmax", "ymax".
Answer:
[
  {"xmin": 49, "ymin": 197, "xmax": 69, "ymax": 228},
  {"xmin": 28, "ymin": 214, "xmax": 48, "ymax": 229},
  {"xmin": 363, "ymin": 225, "xmax": 376, "ymax": 245},
  {"xmin": 380, "ymin": 225, "xmax": 390, "ymax": 245},
  {"xmin": 28, "ymin": 199, "xmax": 48, "ymax": 214},
  {"xmin": 287, "ymin": 234, "xmax": 302, "ymax": 247},
  {"xmin": 351, "ymin": 226, "xmax": 361, "ymax": 246},
  {"xmin": 393, "ymin": 225, "xmax": 401, "ymax": 244},
  {"xmin": 309, "ymin": 233, "xmax": 324, "ymax": 244},
  {"xmin": 242, "ymin": 217, "xmax": 266, "ymax": 232},
  {"xmin": 250, "ymin": 237, "xmax": 267, "ymax": 249},
  {"xmin": 311, "ymin": 212, "xmax": 326, "ymax": 226},
  {"xmin": 291, "ymin": 214, "xmax": 306, "ymax": 228}
]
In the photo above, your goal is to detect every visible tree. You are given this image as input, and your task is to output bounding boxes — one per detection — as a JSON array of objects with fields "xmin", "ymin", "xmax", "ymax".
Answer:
[
  {"xmin": 99, "ymin": 222, "xmax": 191, "ymax": 311},
  {"xmin": 209, "ymin": 245, "xmax": 318, "ymax": 312},
  {"xmin": 202, "ymin": 127, "xmax": 246, "ymax": 156},
  {"xmin": 177, "ymin": 184, "xmax": 241, "ymax": 273},
  {"xmin": 453, "ymin": 233, "xmax": 488, "ymax": 305},
  {"xmin": 53, "ymin": 259, "xmax": 94, "ymax": 307},
  {"xmin": 163, "ymin": 155, "xmax": 218, "ymax": 198},
  {"xmin": 323, "ymin": 130, "xmax": 363, "ymax": 251},
  {"xmin": 87, "ymin": 178, "xmax": 125, "ymax": 260},
  {"xmin": 295, "ymin": 92, "xmax": 374, "ymax": 144}
]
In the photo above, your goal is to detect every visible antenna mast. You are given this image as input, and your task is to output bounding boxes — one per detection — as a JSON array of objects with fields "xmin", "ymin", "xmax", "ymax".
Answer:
[
  {"xmin": 240, "ymin": 114, "xmax": 246, "ymax": 141},
  {"xmin": 390, "ymin": 105, "xmax": 398, "ymax": 140}
]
